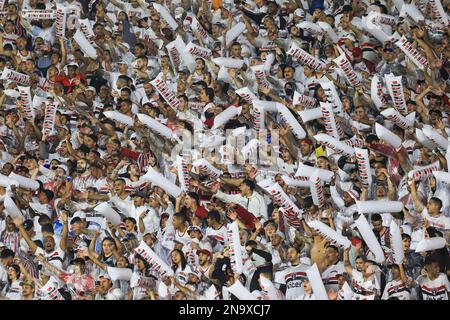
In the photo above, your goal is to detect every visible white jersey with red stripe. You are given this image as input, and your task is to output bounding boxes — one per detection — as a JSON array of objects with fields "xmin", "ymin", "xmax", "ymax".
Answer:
[
  {"xmin": 72, "ymin": 174, "xmax": 97, "ymax": 193},
  {"xmin": 196, "ymin": 263, "xmax": 213, "ymax": 280},
  {"xmin": 382, "ymin": 279, "xmax": 411, "ymax": 300},
  {"xmin": 322, "ymin": 261, "xmax": 345, "ymax": 292},
  {"xmin": 351, "ymin": 270, "xmax": 380, "ymax": 300},
  {"xmin": 174, "ymin": 228, "xmax": 191, "ymax": 247},
  {"xmin": 205, "ymin": 225, "xmax": 227, "ymax": 245},
  {"xmin": 421, "ymin": 208, "xmax": 450, "ymax": 232},
  {"xmin": 16, "ymin": 50, "xmax": 32, "ymax": 63},
  {"xmin": 93, "ymin": 178, "xmax": 113, "ymax": 194},
  {"xmin": 417, "ymin": 274, "xmax": 450, "ymax": 300},
  {"xmin": 274, "ymin": 263, "xmax": 309, "ymax": 300}
]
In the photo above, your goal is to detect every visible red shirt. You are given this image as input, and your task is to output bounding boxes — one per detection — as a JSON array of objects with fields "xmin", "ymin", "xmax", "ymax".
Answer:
[
  {"xmin": 195, "ymin": 206, "xmax": 209, "ymax": 219},
  {"xmin": 55, "ymin": 73, "xmax": 86, "ymax": 93}
]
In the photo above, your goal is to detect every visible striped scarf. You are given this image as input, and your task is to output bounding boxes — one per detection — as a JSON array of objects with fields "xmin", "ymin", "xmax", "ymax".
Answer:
[
  {"xmin": 17, "ymin": 251, "xmax": 39, "ymax": 279},
  {"xmin": 1, "ymin": 231, "xmax": 20, "ymax": 253},
  {"xmin": 137, "ymin": 153, "xmax": 150, "ymax": 173}
]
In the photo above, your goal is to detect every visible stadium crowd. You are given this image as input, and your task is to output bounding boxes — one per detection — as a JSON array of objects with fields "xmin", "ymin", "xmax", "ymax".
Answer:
[{"xmin": 0, "ymin": 0, "xmax": 449, "ymax": 300}]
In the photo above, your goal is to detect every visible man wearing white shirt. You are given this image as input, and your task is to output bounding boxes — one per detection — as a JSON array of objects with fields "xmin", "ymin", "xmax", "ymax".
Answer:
[
  {"xmin": 133, "ymin": 191, "xmax": 160, "ymax": 234},
  {"xmin": 213, "ymin": 179, "xmax": 268, "ymax": 221}
]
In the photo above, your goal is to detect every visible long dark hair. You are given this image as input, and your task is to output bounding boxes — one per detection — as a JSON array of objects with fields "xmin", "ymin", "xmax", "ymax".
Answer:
[
  {"xmin": 171, "ymin": 249, "xmax": 187, "ymax": 272},
  {"xmin": 8, "ymin": 264, "xmax": 21, "ymax": 285},
  {"xmin": 100, "ymin": 237, "xmax": 117, "ymax": 259},
  {"xmin": 134, "ymin": 253, "xmax": 151, "ymax": 276}
]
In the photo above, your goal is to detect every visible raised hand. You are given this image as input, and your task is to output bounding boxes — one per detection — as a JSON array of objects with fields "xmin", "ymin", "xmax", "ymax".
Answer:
[
  {"xmin": 60, "ymin": 211, "xmax": 69, "ymax": 224},
  {"xmin": 12, "ymin": 216, "xmax": 24, "ymax": 228}
]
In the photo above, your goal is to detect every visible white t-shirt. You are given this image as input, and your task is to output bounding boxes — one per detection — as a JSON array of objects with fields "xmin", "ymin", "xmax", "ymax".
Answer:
[{"xmin": 417, "ymin": 274, "xmax": 450, "ymax": 300}]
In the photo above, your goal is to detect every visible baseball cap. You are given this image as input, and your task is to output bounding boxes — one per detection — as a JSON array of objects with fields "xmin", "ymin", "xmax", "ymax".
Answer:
[
  {"xmin": 73, "ymin": 211, "xmax": 86, "ymax": 219},
  {"xmin": 131, "ymin": 191, "xmax": 146, "ymax": 198},
  {"xmin": 120, "ymin": 232, "xmax": 137, "ymax": 242},
  {"xmin": 294, "ymin": 8, "xmax": 305, "ymax": 18},
  {"xmin": 174, "ymin": 7, "xmax": 184, "ymax": 19},
  {"xmin": 341, "ymin": 33, "xmax": 356, "ymax": 42},
  {"xmin": 98, "ymin": 274, "xmax": 111, "ymax": 281},
  {"xmin": 67, "ymin": 62, "xmax": 79, "ymax": 68},
  {"xmin": 212, "ymin": 21, "xmax": 225, "ymax": 27},
  {"xmin": 70, "ymin": 217, "xmax": 82, "ymax": 225},
  {"xmin": 75, "ymin": 241, "xmax": 88, "ymax": 252},
  {"xmin": 23, "ymin": 219, "xmax": 34, "ymax": 231},
  {"xmin": 86, "ymin": 86, "xmax": 97, "ymax": 94},
  {"xmin": 300, "ymin": 138, "xmax": 314, "ymax": 145},
  {"xmin": 197, "ymin": 249, "xmax": 212, "ymax": 258},
  {"xmin": 187, "ymin": 225, "xmax": 202, "ymax": 234},
  {"xmin": 346, "ymin": 189, "xmax": 360, "ymax": 201}
]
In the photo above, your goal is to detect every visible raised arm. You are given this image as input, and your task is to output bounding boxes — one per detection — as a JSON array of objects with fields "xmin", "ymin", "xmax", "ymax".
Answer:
[
  {"xmin": 59, "ymin": 211, "xmax": 69, "ymax": 252},
  {"xmin": 109, "ymin": 0, "xmax": 126, "ymax": 10},
  {"xmin": 89, "ymin": 231, "xmax": 101, "ymax": 259},
  {"xmin": 13, "ymin": 217, "xmax": 37, "ymax": 255},
  {"xmin": 408, "ymin": 178, "xmax": 424, "ymax": 213},
  {"xmin": 343, "ymin": 247, "xmax": 353, "ymax": 275}
]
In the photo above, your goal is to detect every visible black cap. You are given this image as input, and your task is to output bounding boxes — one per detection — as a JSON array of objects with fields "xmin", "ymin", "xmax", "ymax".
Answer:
[
  {"xmin": 123, "ymin": 217, "xmax": 137, "ymax": 224},
  {"xmin": 121, "ymin": 232, "xmax": 137, "ymax": 242},
  {"xmin": 131, "ymin": 191, "xmax": 146, "ymax": 198},
  {"xmin": 42, "ymin": 189, "xmax": 54, "ymax": 201},
  {"xmin": 342, "ymin": 5, "xmax": 353, "ymax": 12},
  {"xmin": 23, "ymin": 219, "xmax": 34, "ymax": 231},
  {"xmin": 70, "ymin": 217, "xmax": 82, "ymax": 225}
]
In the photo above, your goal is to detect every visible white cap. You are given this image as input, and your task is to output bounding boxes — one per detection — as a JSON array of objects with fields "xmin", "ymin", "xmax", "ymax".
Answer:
[
  {"xmin": 346, "ymin": 189, "xmax": 360, "ymax": 201},
  {"xmin": 73, "ymin": 211, "xmax": 86, "ymax": 219},
  {"xmin": 76, "ymin": 241, "xmax": 88, "ymax": 251},
  {"xmin": 67, "ymin": 62, "xmax": 79, "ymax": 68},
  {"xmin": 340, "ymin": 32, "xmax": 356, "ymax": 41},
  {"xmin": 174, "ymin": 7, "xmax": 185, "ymax": 19},
  {"xmin": 86, "ymin": 86, "xmax": 96, "ymax": 94},
  {"xmin": 294, "ymin": 8, "xmax": 305, "ymax": 18}
]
